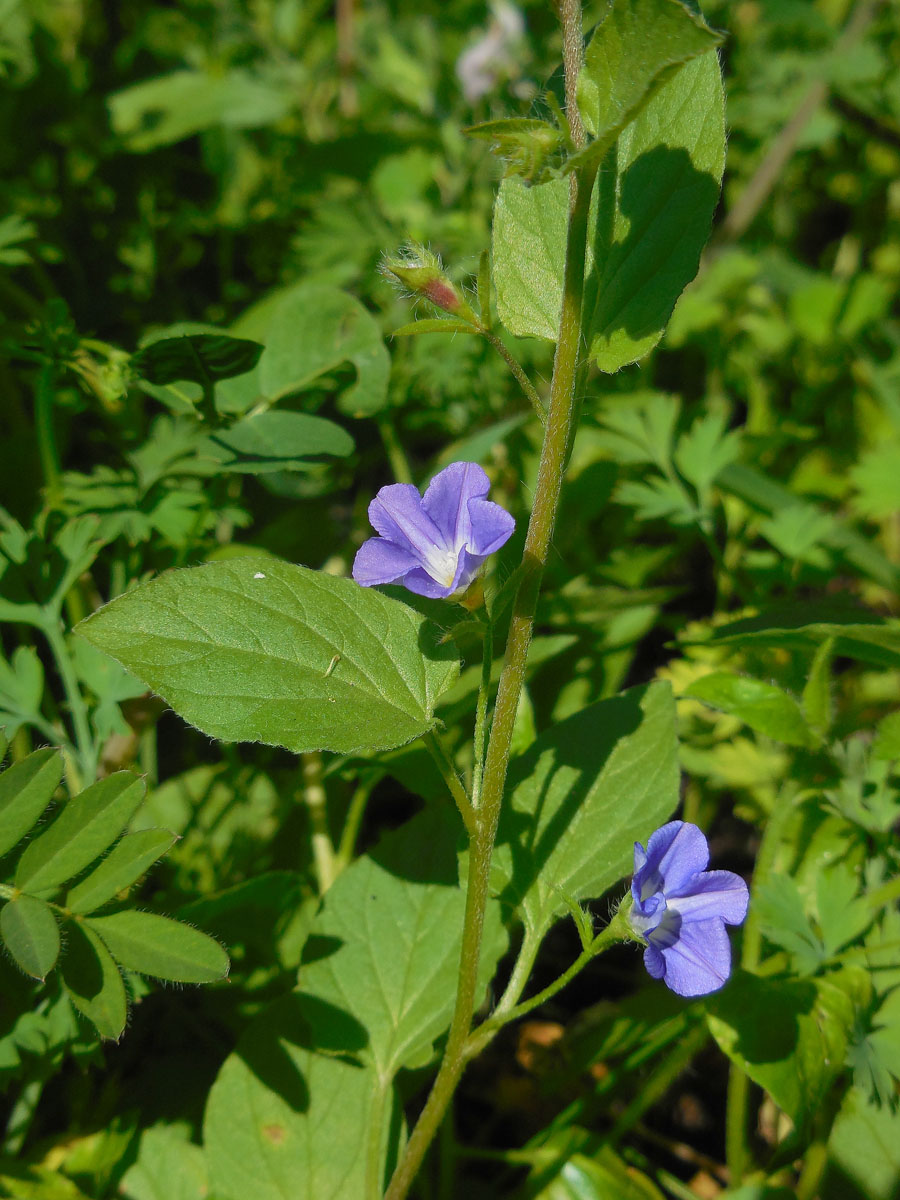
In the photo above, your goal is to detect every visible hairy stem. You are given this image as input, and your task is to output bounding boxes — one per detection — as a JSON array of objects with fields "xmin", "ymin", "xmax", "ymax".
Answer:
[
  {"xmin": 425, "ymin": 731, "xmax": 477, "ymax": 837},
  {"xmin": 471, "ymin": 619, "xmax": 494, "ymax": 809},
  {"xmin": 482, "ymin": 330, "xmax": 546, "ymax": 423},
  {"xmin": 384, "ymin": 8, "xmax": 594, "ymax": 1193}
]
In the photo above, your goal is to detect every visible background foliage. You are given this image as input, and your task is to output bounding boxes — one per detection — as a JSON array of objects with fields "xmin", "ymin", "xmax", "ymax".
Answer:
[{"xmin": 1, "ymin": 0, "xmax": 899, "ymax": 1197}]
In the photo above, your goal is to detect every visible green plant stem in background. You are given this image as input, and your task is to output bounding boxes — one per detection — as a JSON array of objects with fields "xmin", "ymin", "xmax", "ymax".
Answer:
[
  {"xmin": 481, "ymin": 329, "xmax": 546, "ymax": 422},
  {"xmin": 34, "ymin": 362, "xmax": 61, "ymax": 497},
  {"xmin": 335, "ymin": 777, "xmax": 375, "ymax": 874},
  {"xmin": 425, "ymin": 731, "xmax": 477, "ymax": 836},
  {"xmin": 41, "ymin": 620, "xmax": 94, "ymax": 789},
  {"xmin": 300, "ymin": 752, "xmax": 337, "ymax": 893},
  {"xmin": 377, "ymin": 409, "xmax": 414, "ymax": 484},
  {"xmin": 384, "ymin": 4, "xmax": 594, "ymax": 1193}
]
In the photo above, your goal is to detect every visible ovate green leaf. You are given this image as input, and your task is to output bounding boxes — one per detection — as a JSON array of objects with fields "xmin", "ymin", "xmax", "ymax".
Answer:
[
  {"xmin": 0, "ymin": 894, "xmax": 60, "ymax": 979},
  {"xmin": 584, "ymin": 52, "xmax": 725, "ymax": 370},
  {"xmin": 15, "ymin": 773, "xmax": 144, "ymax": 893},
  {"xmin": 88, "ymin": 911, "xmax": 229, "ymax": 983},
  {"xmin": 77, "ymin": 557, "xmax": 459, "ymax": 756}
]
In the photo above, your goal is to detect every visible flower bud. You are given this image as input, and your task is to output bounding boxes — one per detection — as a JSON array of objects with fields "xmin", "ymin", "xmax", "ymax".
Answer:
[{"xmin": 381, "ymin": 245, "xmax": 480, "ymax": 326}]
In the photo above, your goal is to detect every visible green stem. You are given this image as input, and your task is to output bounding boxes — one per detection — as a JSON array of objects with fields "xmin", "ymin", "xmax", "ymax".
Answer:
[
  {"xmin": 425, "ymin": 731, "xmax": 477, "ymax": 837},
  {"xmin": 384, "ymin": 11, "xmax": 595, "ymax": 1192},
  {"xmin": 467, "ymin": 913, "xmax": 633, "ymax": 1054},
  {"xmin": 471, "ymin": 619, "xmax": 494, "ymax": 810},
  {"xmin": 336, "ymin": 777, "xmax": 375, "ymax": 872},
  {"xmin": 41, "ymin": 620, "xmax": 95, "ymax": 785},
  {"xmin": 34, "ymin": 362, "xmax": 61, "ymax": 496},
  {"xmin": 607, "ymin": 1020, "xmax": 710, "ymax": 1146},
  {"xmin": 364, "ymin": 1078, "xmax": 391, "ymax": 1200},
  {"xmin": 482, "ymin": 330, "xmax": 546, "ymax": 423},
  {"xmin": 301, "ymin": 752, "xmax": 337, "ymax": 893},
  {"xmin": 3, "ymin": 1071, "xmax": 47, "ymax": 1154},
  {"xmin": 377, "ymin": 409, "xmax": 414, "ymax": 485}
]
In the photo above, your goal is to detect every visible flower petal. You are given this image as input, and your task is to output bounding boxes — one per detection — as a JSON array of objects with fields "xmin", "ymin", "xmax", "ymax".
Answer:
[
  {"xmin": 668, "ymin": 869, "xmax": 749, "ymax": 926},
  {"xmin": 369, "ymin": 483, "xmax": 448, "ymax": 562},
  {"xmin": 422, "ymin": 462, "xmax": 490, "ymax": 550},
  {"xmin": 467, "ymin": 497, "xmax": 515, "ymax": 556},
  {"xmin": 352, "ymin": 537, "xmax": 420, "ymax": 588},
  {"xmin": 398, "ymin": 567, "xmax": 459, "ymax": 599},
  {"xmin": 643, "ymin": 943, "xmax": 666, "ymax": 980},
  {"xmin": 652, "ymin": 916, "xmax": 733, "ymax": 997},
  {"xmin": 636, "ymin": 821, "xmax": 710, "ymax": 899}
]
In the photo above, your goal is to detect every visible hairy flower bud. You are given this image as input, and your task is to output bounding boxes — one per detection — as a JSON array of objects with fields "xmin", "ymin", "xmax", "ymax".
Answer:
[{"xmin": 381, "ymin": 245, "xmax": 480, "ymax": 326}]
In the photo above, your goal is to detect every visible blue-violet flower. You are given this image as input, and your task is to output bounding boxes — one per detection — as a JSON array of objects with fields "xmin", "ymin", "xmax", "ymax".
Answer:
[
  {"xmin": 630, "ymin": 821, "xmax": 749, "ymax": 997},
  {"xmin": 352, "ymin": 461, "xmax": 515, "ymax": 599}
]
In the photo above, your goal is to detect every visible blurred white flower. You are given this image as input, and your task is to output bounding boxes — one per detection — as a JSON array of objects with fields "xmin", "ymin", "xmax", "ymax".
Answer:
[{"xmin": 456, "ymin": 1, "xmax": 525, "ymax": 103}]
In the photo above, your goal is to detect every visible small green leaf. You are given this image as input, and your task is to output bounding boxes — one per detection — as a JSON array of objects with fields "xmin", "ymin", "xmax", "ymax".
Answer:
[
  {"xmin": 108, "ymin": 68, "xmax": 292, "ymax": 151},
  {"xmin": 87, "ymin": 911, "xmax": 229, "ymax": 982},
  {"xmin": 0, "ymin": 646, "xmax": 44, "ymax": 739},
  {"xmin": 802, "ymin": 636, "xmax": 835, "ymax": 737},
  {"xmin": 132, "ymin": 334, "xmax": 264, "ymax": 386},
  {"xmin": 0, "ymin": 748, "xmax": 63, "ymax": 859},
  {"xmin": 200, "ymin": 411, "xmax": 354, "ymax": 474},
  {"xmin": 492, "ymin": 681, "xmax": 679, "ymax": 941},
  {"xmin": 77, "ymin": 557, "xmax": 459, "ymax": 756},
  {"xmin": 1, "ymin": 894, "xmax": 60, "ymax": 979},
  {"xmin": 683, "ymin": 672, "xmax": 816, "ymax": 749},
  {"xmin": 66, "ymin": 829, "xmax": 178, "ymax": 914},
  {"xmin": 391, "ymin": 318, "xmax": 480, "ymax": 337},
  {"xmin": 15, "ymin": 773, "xmax": 145, "ymax": 894},
  {"xmin": 873, "ymin": 711, "xmax": 900, "ymax": 761},
  {"xmin": 674, "ymin": 410, "xmax": 742, "ymax": 499},
  {"xmin": 575, "ymin": 0, "xmax": 722, "ymax": 167},
  {"xmin": 755, "ymin": 874, "xmax": 823, "ymax": 975},
  {"xmin": 61, "ymin": 918, "xmax": 128, "ymax": 1040},
  {"xmin": 465, "ymin": 118, "xmax": 562, "ymax": 180},
  {"xmin": 817, "ymin": 864, "xmax": 872, "ymax": 957}
]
